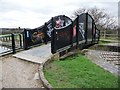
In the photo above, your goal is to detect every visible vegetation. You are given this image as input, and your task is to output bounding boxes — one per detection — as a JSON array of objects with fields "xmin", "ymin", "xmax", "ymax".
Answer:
[
  {"xmin": 100, "ymin": 36, "xmax": 118, "ymax": 41},
  {"xmin": 98, "ymin": 40, "xmax": 112, "ymax": 44},
  {"xmin": 44, "ymin": 54, "xmax": 118, "ymax": 88},
  {"xmin": 0, "ymin": 34, "xmax": 11, "ymax": 37},
  {"xmin": 0, "ymin": 27, "xmax": 23, "ymax": 35}
]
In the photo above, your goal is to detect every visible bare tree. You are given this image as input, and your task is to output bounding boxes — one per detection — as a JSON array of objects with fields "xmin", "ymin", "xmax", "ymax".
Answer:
[{"xmin": 74, "ymin": 7, "xmax": 117, "ymax": 38}]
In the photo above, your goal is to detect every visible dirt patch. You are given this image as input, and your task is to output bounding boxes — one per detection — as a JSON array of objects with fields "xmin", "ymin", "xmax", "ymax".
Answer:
[{"xmin": 1, "ymin": 55, "xmax": 43, "ymax": 88}]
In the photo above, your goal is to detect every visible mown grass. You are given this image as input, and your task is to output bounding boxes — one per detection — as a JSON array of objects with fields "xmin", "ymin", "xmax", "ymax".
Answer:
[
  {"xmin": 44, "ymin": 54, "xmax": 118, "ymax": 88},
  {"xmin": 98, "ymin": 40, "xmax": 112, "ymax": 44},
  {"xmin": 100, "ymin": 36, "xmax": 118, "ymax": 40},
  {"xmin": 0, "ymin": 34, "xmax": 11, "ymax": 37}
]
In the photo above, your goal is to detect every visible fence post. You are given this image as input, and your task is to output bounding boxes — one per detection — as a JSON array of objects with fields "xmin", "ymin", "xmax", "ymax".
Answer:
[
  {"xmin": 51, "ymin": 28, "xmax": 55, "ymax": 54},
  {"xmin": 85, "ymin": 13, "xmax": 88, "ymax": 45},
  {"xmin": 98, "ymin": 30, "xmax": 100, "ymax": 43},
  {"xmin": 71, "ymin": 22, "xmax": 73, "ymax": 48},
  {"xmin": 12, "ymin": 33, "xmax": 15, "ymax": 54},
  {"xmin": 63, "ymin": 15, "xmax": 66, "ymax": 26},
  {"xmin": 9, "ymin": 36, "xmax": 10, "ymax": 40},
  {"xmin": 19, "ymin": 34, "xmax": 22, "ymax": 48},
  {"xmin": 92, "ymin": 20, "xmax": 94, "ymax": 43},
  {"xmin": 23, "ymin": 29, "xmax": 28, "ymax": 50},
  {"xmin": 44, "ymin": 23, "xmax": 48, "ymax": 44},
  {"xmin": 76, "ymin": 16, "xmax": 79, "ymax": 49}
]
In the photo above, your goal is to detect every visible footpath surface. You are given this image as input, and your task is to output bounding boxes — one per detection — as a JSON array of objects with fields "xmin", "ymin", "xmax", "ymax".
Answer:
[
  {"xmin": 0, "ymin": 43, "xmax": 52, "ymax": 89},
  {"xmin": 103, "ymin": 43, "xmax": 119, "ymax": 46},
  {"xmin": 13, "ymin": 43, "xmax": 52, "ymax": 64},
  {"xmin": 1, "ymin": 42, "xmax": 119, "ymax": 88},
  {"xmin": 85, "ymin": 50, "xmax": 119, "ymax": 76},
  {"xmin": 1, "ymin": 56, "xmax": 43, "ymax": 88}
]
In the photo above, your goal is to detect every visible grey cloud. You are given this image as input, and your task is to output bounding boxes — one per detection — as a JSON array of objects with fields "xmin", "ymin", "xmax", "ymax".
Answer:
[
  {"xmin": 64, "ymin": 1, "xmax": 118, "ymax": 17},
  {"xmin": 0, "ymin": 1, "xmax": 55, "ymax": 16},
  {"xmin": 99, "ymin": 2, "xmax": 118, "ymax": 17},
  {"xmin": 0, "ymin": 1, "xmax": 23, "ymax": 12},
  {"xmin": 0, "ymin": 17, "xmax": 18, "ymax": 22},
  {"xmin": 31, "ymin": 6, "xmax": 55, "ymax": 15}
]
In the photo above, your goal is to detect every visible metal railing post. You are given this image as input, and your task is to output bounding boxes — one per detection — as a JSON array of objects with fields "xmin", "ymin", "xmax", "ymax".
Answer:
[
  {"xmin": 12, "ymin": 33, "xmax": 15, "ymax": 54},
  {"xmin": 19, "ymin": 34, "xmax": 22, "ymax": 48}
]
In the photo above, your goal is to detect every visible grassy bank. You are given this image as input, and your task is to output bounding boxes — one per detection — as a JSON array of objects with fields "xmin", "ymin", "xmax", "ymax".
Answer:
[
  {"xmin": 44, "ymin": 54, "xmax": 118, "ymax": 88},
  {"xmin": 98, "ymin": 40, "xmax": 112, "ymax": 44}
]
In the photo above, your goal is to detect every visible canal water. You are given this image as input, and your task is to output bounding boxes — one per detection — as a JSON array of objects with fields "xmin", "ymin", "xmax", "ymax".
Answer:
[{"xmin": 0, "ymin": 46, "xmax": 10, "ymax": 54}]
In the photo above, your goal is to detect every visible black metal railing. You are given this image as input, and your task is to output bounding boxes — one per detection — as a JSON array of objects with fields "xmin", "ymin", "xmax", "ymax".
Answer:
[{"xmin": 0, "ymin": 33, "xmax": 23, "ymax": 55}]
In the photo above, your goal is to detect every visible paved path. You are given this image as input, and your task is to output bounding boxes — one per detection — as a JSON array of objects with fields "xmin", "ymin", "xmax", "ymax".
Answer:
[
  {"xmin": 85, "ymin": 50, "xmax": 119, "ymax": 76},
  {"xmin": 102, "ymin": 43, "xmax": 119, "ymax": 47},
  {"xmin": 0, "ymin": 43, "xmax": 52, "ymax": 89},
  {"xmin": 100, "ymin": 51, "xmax": 119, "ymax": 66},
  {"xmin": 1, "ymin": 55, "xmax": 44, "ymax": 88},
  {"xmin": 13, "ymin": 43, "xmax": 52, "ymax": 64}
]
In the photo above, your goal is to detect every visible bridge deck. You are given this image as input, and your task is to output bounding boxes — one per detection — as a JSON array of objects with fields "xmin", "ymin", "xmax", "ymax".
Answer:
[{"xmin": 13, "ymin": 43, "xmax": 52, "ymax": 64}]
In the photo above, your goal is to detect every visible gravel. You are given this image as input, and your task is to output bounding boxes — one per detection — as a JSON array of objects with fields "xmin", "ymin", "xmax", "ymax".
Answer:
[{"xmin": 1, "ymin": 55, "xmax": 43, "ymax": 88}]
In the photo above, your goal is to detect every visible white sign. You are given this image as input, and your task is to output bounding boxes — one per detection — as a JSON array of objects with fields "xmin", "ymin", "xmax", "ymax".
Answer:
[
  {"xmin": 47, "ymin": 22, "xmax": 53, "ymax": 37},
  {"xmin": 26, "ymin": 31, "xmax": 29, "ymax": 38},
  {"xmin": 79, "ymin": 23, "xmax": 85, "ymax": 39}
]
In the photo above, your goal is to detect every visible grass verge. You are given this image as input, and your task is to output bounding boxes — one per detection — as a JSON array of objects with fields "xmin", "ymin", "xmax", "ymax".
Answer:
[
  {"xmin": 98, "ymin": 40, "xmax": 112, "ymax": 44},
  {"xmin": 44, "ymin": 54, "xmax": 118, "ymax": 88}
]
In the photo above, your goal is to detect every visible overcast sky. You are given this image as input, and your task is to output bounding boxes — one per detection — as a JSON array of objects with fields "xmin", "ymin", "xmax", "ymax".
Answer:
[{"xmin": 0, "ymin": 0, "xmax": 119, "ymax": 29}]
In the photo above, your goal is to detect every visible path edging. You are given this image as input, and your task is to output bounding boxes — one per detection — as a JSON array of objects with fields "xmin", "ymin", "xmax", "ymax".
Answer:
[
  {"xmin": 85, "ymin": 50, "xmax": 119, "ymax": 76},
  {"xmin": 38, "ymin": 50, "xmax": 82, "ymax": 89},
  {"xmin": 38, "ymin": 53, "xmax": 59, "ymax": 89}
]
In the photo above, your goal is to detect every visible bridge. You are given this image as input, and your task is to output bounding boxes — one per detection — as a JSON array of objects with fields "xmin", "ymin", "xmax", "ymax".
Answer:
[
  {"xmin": 0, "ymin": 14, "xmax": 100, "ymax": 58},
  {"xmin": 13, "ymin": 43, "xmax": 52, "ymax": 64}
]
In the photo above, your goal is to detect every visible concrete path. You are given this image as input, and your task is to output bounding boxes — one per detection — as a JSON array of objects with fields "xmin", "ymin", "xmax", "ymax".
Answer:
[
  {"xmin": 85, "ymin": 50, "xmax": 119, "ymax": 76},
  {"xmin": 103, "ymin": 43, "xmax": 119, "ymax": 47},
  {"xmin": 2, "ymin": 56, "xmax": 43, "ymax": 88},
  {"xmin": 13, "ymin": 43, "xmax": 52, "ymax": 64}
]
